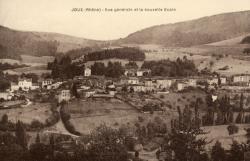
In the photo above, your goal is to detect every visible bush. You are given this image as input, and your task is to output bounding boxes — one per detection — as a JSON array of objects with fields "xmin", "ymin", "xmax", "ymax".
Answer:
[
  {"xmin": 227, "ymin": 124, "xmax": 239, "ymax": 135},
  {"xmin": 30, "ymin": 120, "xmax": 44, "ymax": 129}
]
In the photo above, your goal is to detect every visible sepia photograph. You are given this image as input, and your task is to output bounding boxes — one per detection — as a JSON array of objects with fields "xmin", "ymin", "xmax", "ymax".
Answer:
[{"xmin": 0, "ymin": 0, "xmax": 250, "ymax": 161}]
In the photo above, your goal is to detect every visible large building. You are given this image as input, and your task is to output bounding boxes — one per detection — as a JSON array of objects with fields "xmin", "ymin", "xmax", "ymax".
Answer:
[
  {"xmin": 233, "ymin": 74, "xmax": 250, "ymax": 83},
  {"xmin": 11, "ymin": 78, "xmax": 39, "ymax": 91},
  {"xmin": 156, "ymin": 79, "xmax": 173, "ymax": 89}
]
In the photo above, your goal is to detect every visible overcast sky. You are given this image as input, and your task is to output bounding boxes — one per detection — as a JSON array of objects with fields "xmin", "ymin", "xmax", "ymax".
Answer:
[{"xmin": 0, "ymin": 0, "xmax": 249, "ymax": 40}]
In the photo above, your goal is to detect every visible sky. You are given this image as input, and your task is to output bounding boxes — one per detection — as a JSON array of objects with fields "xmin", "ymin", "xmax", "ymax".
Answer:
[{"xmin": 0, "ymin": 0, "xmax": 250, "ymax": 40}]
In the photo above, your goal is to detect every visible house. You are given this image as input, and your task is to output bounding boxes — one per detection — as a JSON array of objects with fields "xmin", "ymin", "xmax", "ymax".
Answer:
[
  {"xmin": 128, "ymin": 84, "xmax": 146, "ymax": 92},
  {"xmin": 106, "ymin": 84, "xmax": 117, "ymax": 96},
  {"xmin": 156, "ymin": 79, "xmax": 173, "ymax": 89},
  {"xmin": 18, "ymin": 78, "xmax": 33, "ymax": 91},
  {"xmin": 124, "ymin": 69, "xmax": 151, "ymax": 77},
  {"xmin": 207, "ymin": 77, "xmax": 219, "ymax": 85},
  {"xmin": 136, "ymin": 69, "xmax": 151, "ymax": 77},
  {"xmin": 82, "ymin": 89, "xmax": 96, "ymax": 98},
  {"xmin": 58, "ymin": 90, "xmax": 71, "ymax": 103},
  {"xmin": 84, "ymin": 68, "xmax": 91, "ymax": 77},
  {"xmin": 0, "ymin": 92, "xmax": 13, "ymax": 101},
  {"xmin": 31, "ymin": 83, "xmax": 40, "ymax": 90},
  {"xmin": 220, "ymin": 77, "xmax": 227, "ymax": 84},
  {"xmin": 10, "ymin": 83, "xmax": 19, "ymax": 91},
  {"xmin": 187, "ymin": 78, "xmax": 197, "ymax": 87},
  {"xmin": 212, "ymin": 95, "xmax": 218, "ymax": 102},
  {"xmin": 177, "ymin": 82, "xmax": 187, "ymax": 91},
  {"xmin": 144, "ymin": 79, "xmax": 154, "ymax": 87},
  {"xmin": 50, "ymin": 81, "xmax": 63, "ymax": 89},
  {"xmin": 127, "ymin": 77, "xmax": 139, "ymax": 85},
  {"xmin": 11, "ymin": 78, "xmax": 39, "ymax": 91},
  {"xmin": 124, "ymin": 69, "xmax": 137, "ymax": 77},
  {"xmin": 42, "ymin": 79, "xmax": 53, "ymax": 88},
  {"xmin": 233, "ymin": 74, "xmax": 250, "ymax": 83}
]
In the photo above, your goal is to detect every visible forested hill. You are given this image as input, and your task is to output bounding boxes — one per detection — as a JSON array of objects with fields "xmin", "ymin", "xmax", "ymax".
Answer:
[
  {"xmin": 0, "ymin": 26, "xmax": 104, "ymax": 60},
  {"xmin": 117, "ymin": 10, "xmax": 250, "ymax": 47}
]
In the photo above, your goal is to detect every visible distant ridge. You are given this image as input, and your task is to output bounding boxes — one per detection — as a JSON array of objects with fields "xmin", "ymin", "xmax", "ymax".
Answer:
[
  {"xmin": 116, "ymin": 10, "xmax": 250, "ymax": 47},
  {"xmin": 0, "ymin": 25, "xmax": 104, "ymax": 59}
]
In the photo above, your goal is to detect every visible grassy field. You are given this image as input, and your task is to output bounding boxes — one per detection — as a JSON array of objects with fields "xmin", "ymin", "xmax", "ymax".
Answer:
[
  {"xmin": 0, "ymin": 102, "xmax": 52, "ymax": 124},
  {"xmin": 20, "ymin": 55, "xmax": 54, "ymax": 66},
  {"xmin": 202, "ymin": 124, "xmax": 250, "ymax": 150},
  {"xmin": 68, "ymin": 98, "xmax": 177, "ymax": 134},
  {"xmin": 153, "ymin": 90, "xmax": 207, "ymax": 111}
]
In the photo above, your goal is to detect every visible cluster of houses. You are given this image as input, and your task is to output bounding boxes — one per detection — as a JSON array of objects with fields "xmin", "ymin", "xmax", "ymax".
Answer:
[{"xmin": 2, "ymin": 65, "xmax": 250, "ymax": 104}]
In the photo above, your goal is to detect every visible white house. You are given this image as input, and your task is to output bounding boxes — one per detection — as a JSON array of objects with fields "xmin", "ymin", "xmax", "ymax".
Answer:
[
  {"xmin": 42, "ymin": 79, "xmax": 53, "ymax": 88},
  {"xmin": 144, "ymin": 80, "xmax": 154, "ymax": 87},
  {"xmin": 127, "ymin": 77, "xmax": 139, "ymax": 85},
  {"xmin": 187, "ymin": 78, "xmax": 197, "ymax": 87},
  {"xmin": 0, "ymin": 92, "xmax": 13, "ymax": 100},
  {"xmin": 124, "ymin": 69, "xmax": 137, "ymax": 77},
  {"xmin": 11, "ymin": 83, "xmax": 20, "ymax": 91},
  {"xmin": 220, "ymin": 77, "xmax": 227, "ymax": 84},
  {"xmin": 136, "ymin": 69, "xmax": 151, "ymax": 77},
  {"xmin": 84, "ymin": 68, "xmax": 91, "ymax": 77},
  {"xmin": 18, "ymin": 78, "xmax": 33, "ymax": 91},
  {"xmin": 58, "ymin": 90, "xmax": 71, "ymax": 103},
  {"xmin": 233, "ymin": 75, "xmax": 250, "ymax": 83},
  {"xmin": 156, "ymin": 79, "xmax": 173, "ymax": 89},
  {"xmin": 177, "ymin": 82, "xmax": 187, "ymax": 91}
]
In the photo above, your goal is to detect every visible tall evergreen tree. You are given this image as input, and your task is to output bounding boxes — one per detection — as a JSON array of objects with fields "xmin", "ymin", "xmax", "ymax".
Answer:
[
  {"xmin": 15, "ymin": 120, "xmax": 28, "ymax": 149},
  {"xmin": 211, "ymin": 141, "xmax": 226, "ymax": 161}
]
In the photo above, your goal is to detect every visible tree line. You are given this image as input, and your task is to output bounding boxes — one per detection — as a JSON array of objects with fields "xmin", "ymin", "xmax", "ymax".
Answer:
[
  {"xmin": 91, "ymin": 61, "xmax": 124, "ymax": 78},
  {"xmin": 141, "ymin": 56, "xmax": 197, "ymax": 77},
  {"xmin": 84, "ymin": 47, "xmax": 145, "ymax": 61},
  {"xmin": 48, "ymin": 56, "xmax": 85, "ymax": 79}
]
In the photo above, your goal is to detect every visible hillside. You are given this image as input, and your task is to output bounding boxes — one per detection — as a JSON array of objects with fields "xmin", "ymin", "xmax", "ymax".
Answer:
[
  {"xmin": 0, "ymin": 26, "xmax": 104, "ymax": 59},
  {"xmin": 117, "ymin": 10, "xmax": 250, "ymax": 47}
]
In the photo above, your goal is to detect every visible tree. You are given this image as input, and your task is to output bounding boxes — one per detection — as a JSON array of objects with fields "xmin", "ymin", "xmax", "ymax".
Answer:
[
  {"xmin": 71, "ymin": 82, "xmax": 79, "ymax": 98},
  {"xmin": 91, "ymin": 62, "xmax": 106, "ymax": 75},
  {"xmin": 206, "ymin": 94, "xmax": 213, "ymax": 107},
  {"xmin": 240, "ymin": 93, "xmax": 244, "ymax": 110},
  {"xmin": 35, "ymin": 133, "xmax": 40, "ymax": 143},
  {"xmin": 227, "ymin": 124, "xmax": 239, "ymax": 135},
  {"xmin": 228, "ymin": 141, "xmax": 244, "ymax": 161},
  {"xmin": 15, "ymin": 121, "xmax": 28, "ymax": 149},
  {"xmin": 243, "ymin": 48, "xmax": 250, "ymax": 55},
  {"xmin": 29, "ymin": 142, "xmax": 51, "ymax": 161},
  {"xmin": 1, "ymin": 114, "xmax": 8, "ymax": 124},
  {"xmin": 87, "ymin": 124, "xmax": 129, "ymax": 161},
  {"xmin": 211, "ymin": 141, "xmax": 226, "ymax": 161},
  {"xmin": 105, "ymin": 61, "xmax": 124, "ymax": 78},
  {"xmin": 0, "ymin": 143, "xmax": 27, "ymax": 161},
  {"xmin": 164, "ymin": 105, "xmax": 207, "ymax": 161},
  {"xmin": 125, "ymin": 61, "xmax": 138, "ymax": 69}
]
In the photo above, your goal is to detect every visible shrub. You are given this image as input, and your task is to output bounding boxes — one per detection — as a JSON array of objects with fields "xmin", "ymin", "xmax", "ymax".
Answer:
[
  {"xmin": 227, "ymin": 124, "xmax": 239, "ymax": 135},
  {"xmin": 30, "ymin": 120, "xmax": 44, "ymax": 129}
]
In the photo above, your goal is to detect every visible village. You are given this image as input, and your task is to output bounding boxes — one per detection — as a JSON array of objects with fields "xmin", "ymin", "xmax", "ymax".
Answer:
[
  {"xmin": 1, "ymin": 66, "xmax": 250, "ymax": 104},
  {"xmin": 0, "ymin": 3, "xmax": 250, "ymax": 160}
]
